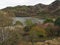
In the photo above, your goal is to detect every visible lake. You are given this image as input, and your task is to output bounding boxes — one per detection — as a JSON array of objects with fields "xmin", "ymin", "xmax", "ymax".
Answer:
[{"xmin": 13, "ymin": 17, "xmax": 45, "ymax": 25}]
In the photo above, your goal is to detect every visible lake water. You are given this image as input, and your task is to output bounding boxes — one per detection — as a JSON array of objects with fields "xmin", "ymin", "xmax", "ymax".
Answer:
[{"xmin": 13, "ymin": 17, "xmax": 45, "ymax": 25}]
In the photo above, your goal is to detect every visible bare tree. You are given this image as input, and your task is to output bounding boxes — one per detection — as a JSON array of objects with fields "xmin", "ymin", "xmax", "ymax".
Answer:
[{"xmin": 0, "ymin": 11, "xmax": 14, "ymax": 44}]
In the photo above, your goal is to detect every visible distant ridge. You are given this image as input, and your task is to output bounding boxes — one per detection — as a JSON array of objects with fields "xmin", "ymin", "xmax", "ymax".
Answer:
[{"xmin": 0, "ymin": 0, "xmax": 60, "ymax": 18}]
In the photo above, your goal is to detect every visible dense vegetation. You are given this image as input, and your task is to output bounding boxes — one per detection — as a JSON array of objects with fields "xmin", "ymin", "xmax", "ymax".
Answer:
[
  {"xmin": 0, "ymin": 0, "xmax": 60, "ymax": 45},
  {"xmin": 0, "ymin": 12, "xmax": 60, "ymax": 45}
]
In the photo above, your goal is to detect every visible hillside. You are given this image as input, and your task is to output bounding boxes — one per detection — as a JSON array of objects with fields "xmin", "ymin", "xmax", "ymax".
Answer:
[
  {"xmin": 47, "ymin": 0, "xmax": 60, "ymax": 17},
  {"xmin": 0, "ymin": 0, "xmax": 60, "ymax": 18}
]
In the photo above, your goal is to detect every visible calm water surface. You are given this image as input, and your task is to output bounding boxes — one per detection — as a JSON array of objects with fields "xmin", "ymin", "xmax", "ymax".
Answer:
[{"xmin": 13, "ymin": 17, "xmax": 45, "ymax": 25}]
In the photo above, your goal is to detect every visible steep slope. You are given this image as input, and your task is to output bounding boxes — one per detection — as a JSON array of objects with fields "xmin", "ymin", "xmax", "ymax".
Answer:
[
  {"xmin": 47, "ymin": 0, "xmax": 60, "ymax": 15},
  {"xmin": 0, "ymin": 0, "xmax": 60, "ymax": 18},
  {"xmin": 1, "ymin": 3, "xmax": 47, "ymax": 17}
]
